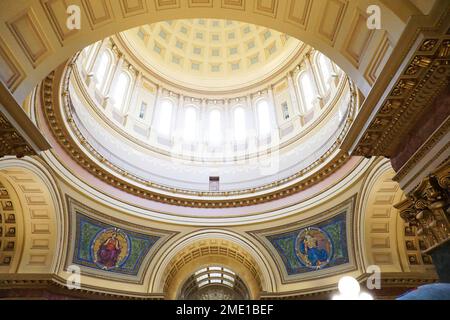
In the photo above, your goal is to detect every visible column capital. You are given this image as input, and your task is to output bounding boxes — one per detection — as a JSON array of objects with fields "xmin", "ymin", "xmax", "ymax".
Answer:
[{"xmin": 396, "ymin": 161, "xmax": 450, "ymax": 254}]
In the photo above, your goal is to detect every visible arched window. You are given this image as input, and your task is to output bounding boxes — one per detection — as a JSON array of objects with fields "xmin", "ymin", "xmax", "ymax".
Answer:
[
  {"xmin": 112, "ymin": 72, "xmax": 131, "ymax": 110},
  {"xmin": 157, "ymin": 100, "xmax": 173, "ymax": 136},
  {"xmin": 183, "ymin": 106, "xmax": 197, "ymax": 142},
  {"xmin": 83, "ymin": 42, "xmax": 98, "ymax": 71},
  {"xmin": 95, "ymin": 51, "xmax": 111, "ymax": 91},
  {"xmin": 233, "ymin": 107, "xmax": 246, "ymax": 142},
  {"xmin": 298, "ymin": 72, "xmax": 315, "ymax": 112},
  {"xmin": 208, "ymin": 109, "xmax": 222, "ymax": 145},
  {"xmin": 256, "ymin": 100, "xmax": 271, "ymax": 137},
  {"xmin": 318, "ymin": 54, "xmax": 333, "ymax": 90}
]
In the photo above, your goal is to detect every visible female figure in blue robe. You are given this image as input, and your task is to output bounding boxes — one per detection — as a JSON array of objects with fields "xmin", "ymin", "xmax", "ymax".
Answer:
[{"xmin": 299, "ymin": 234, "xmax": 329, "ymax": 267}]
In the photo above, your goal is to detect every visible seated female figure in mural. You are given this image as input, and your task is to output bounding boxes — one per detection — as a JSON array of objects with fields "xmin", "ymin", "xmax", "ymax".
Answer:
[
  {"xmin": 97, "ymin": 232, "xmax": 121, "ymax": 269},
  {"xmin": 299, "ymin": 234, "xmax": 328, "ymax": 268}
]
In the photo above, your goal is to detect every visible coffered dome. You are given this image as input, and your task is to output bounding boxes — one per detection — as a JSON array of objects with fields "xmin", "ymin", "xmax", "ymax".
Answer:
[
  {"xmin": 118, "ymin": 19, "xmax": 303, "ymax": 92},
  {"xmin": 45, "ymin": 18, "xmax": 356, "ymax": 208}
]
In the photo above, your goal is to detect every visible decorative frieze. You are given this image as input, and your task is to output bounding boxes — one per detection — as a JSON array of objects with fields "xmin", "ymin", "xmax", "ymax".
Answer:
[
  {"xmin": 353, "ymin": 37, "xmax": 450, "ymax": 161},
  {"xmin": 40, "ymin": 60, "xmax": 357, "ymax": 208},
  {"xmin": 0, "ymin": 112, "xmax": 34, "ymax": 158},
  {"xmin": 395, "ymin": 159, "xmax": 450, "ymax": 253}
]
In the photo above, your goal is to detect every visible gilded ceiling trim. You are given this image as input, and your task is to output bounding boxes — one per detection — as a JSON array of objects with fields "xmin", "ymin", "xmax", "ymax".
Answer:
[
  {"xmin": 353, "ymin": 36, "xmax": 450, "ymax": 159},
  {"xmin": 0, "ymin": 81, "xmax": 50, "ymax": 158},
  {"xmin": 112, "ymin": 34, "xmax": 308, "ymax": 97},
  {"xmin": 0, "ymin": 179, "xmax": 18, "ymax": 271},
  {"xmin": 0, "ymin": 112, "xmax": 35, "ymax": 158},
  {"xmin": 0, "ymin": 274, "xmax": 164, "ymax": 299},
  {"xmin": 162, "ymin": 239, "xmax": 263, "ymax": 294},
  {"xmin": 395, "ymin": 159, "xmax": 450, "ymax": 254},
  {"xmin": 39, "ymin": 63, "xmax": 355, "ymax": 208},
  {"xmin": 70, "ymin": 57, "xmax": 348, "ymax": 164}
]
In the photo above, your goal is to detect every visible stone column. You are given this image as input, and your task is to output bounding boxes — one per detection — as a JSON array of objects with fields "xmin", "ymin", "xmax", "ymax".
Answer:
[
  {"xmin": 267, "ymin": 86, "xmax": 280, "ymax": 141},
  {"xmin": 148, "ymin": 85, "xmax": 162, "ymax": 140},
  {"xmin": 287, "ymin": 71, "xmax": 301, "ymax": 117},
  {"xmin": 304, "ymin": 52, "xmax": 324, "ymax": 110},
  {"xmin": 124, "ymin": 71, "xmax": 142, "ymax": 128},
  {"xmin": 200, "ymin": 98, "xmax": 208, "ymax": 147},
  {"xmin": 247, "ymin": 95, "xmax": 257, "ymax": 144}
]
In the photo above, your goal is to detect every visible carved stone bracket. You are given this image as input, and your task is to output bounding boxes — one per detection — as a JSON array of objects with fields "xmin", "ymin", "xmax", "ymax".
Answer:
[
  {"xmin": 0, "ymin": 81, "xmax": 50, "ymax": 158},
  {"xmin": 395, "ymin": 159, "xmax": 450, "ymax": 253},
  {"xmin": 0, "ymin": 112, "xmax": 34, "ymax": 158}
]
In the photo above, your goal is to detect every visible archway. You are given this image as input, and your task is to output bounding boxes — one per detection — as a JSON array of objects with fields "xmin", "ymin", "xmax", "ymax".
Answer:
[
  {"xmin": 0, "ymin": 0, "xmax": 424, "ymax": 103},
  {"xmin": 150, "ymin": 230, "xmax": 277, "ymax": 299},
  {"xmin": 357, "ymin": 158, "xmax": 437, "ymax": 277},
  {"xmin": 0, "ymin": 157, "xmax": 64, "ymax": 275}
]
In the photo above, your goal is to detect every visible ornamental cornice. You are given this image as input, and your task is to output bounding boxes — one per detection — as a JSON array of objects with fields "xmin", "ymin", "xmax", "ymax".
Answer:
[
  {"xmin": 353, "ymin": 36, "xmax": 450, "ymax": 159},
  {"xmin": 40, "ymin": 65, "xmax": 356, "ymax": 208}
]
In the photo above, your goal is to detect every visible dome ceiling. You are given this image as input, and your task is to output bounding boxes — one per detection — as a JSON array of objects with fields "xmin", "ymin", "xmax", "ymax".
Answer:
[
  {"xmin": 39, "ymin": 18, "xmax": 358, "ymax": 208},
  {"xmin": 119, "ymin": 19, "xmax": 303, "ymax": 92}
]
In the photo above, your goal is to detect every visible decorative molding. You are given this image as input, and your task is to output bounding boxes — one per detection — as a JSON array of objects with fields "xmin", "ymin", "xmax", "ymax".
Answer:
[
  {"xmin": 0, "ymin": 112, "xmax": 35, "ymax": 158},
  {"xmin": 395, "ymin": 159, "xmax": 450, "ymax": 254},
  {"xmin": 39, "ymin": 62, "xmax": 356, "ymax": 208},
  {"xmin": 65, "ymin": 196, "xmax": 177, "ymax": 284},
  {"xmin": 188, "ymin": 0, "xmax": 213, "ymax": 8},
  {"xmin": 154, "ymin": 0, "xmax": 180, "ymax": 10},
  {"xmin": 0, "ymin": 163, "xmax": 60, "ymax": 273},
  {"xmin": 81, "ymin": 0, "xmax": 114, "ymax": 29},
  {"xmin": 317, "ymin": 0, "xmax": 348, "ymax": 45},
  {"xmin": 353, "ymin": 37, "xmax": 450, "ymax": 159},
  {"xmin": 0, "ymin": 180, "xmax": 18, "ymax": 272},
  {"xmin": 254, "ymin": 0, "xmax": 278, "ymax": 18},
  {"xmin": 248, "ymin": 196, "xmax": 357, "ymax": 284},
  {"xmin": 342, "ymin": 9, "xmax": 374, "ymax": 68},
  {"xmin": 284, "ymin": 0, "xmax": 312, "ymax": 30},
  {"xmin": 0, "ymin": 35, "xmax": 25, "ymax": 91},
  {"xmin": 6, "ymin": 7, "xmax": 52, "ymax": 67},
  {"xmin": 221, "ymin": 0, "xmax": 245, "ymax": 11},
  {"xmin": 364, "ymin": 31, "xmax": 392, "ymax": 85},
  {"xmin": 40, "ymin": 0, "xmax": 81, "ymax": 44},
  {"xmin": 162, "ymin": 238, "xmax": 263, "ymax": 294},
  {"xmin": 0, "ymin": 81, "xmax": 50, "ymax": 158},
  {"xmin": 0, "ymin": 274, "xmax": 164, "ymax": 299},
  {"xmin": 119, "ymin": 0, "xmax": 149, "ymax": 18}
]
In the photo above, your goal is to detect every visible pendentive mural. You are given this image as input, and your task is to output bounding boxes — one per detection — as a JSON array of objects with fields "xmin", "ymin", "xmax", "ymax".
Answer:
[
  {"xmin": 66, "ymin": 196, "xmax": 176, "ymax": 283},
  {"xmin": 73, "ymin": 213, "xmax": 160, "ymax": 275},
  {"xmin": 267, "ymin": 213, "xmax": 348, "ymax": 275},
  {"xmin": 250, "ymin": 197, "xmax": 356, "ymax": 283}
]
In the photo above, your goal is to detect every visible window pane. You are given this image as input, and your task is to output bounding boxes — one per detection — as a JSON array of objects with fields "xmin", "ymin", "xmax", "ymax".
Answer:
[
  {"xmin": 195, "ymin": 268, "xmax": 207, "ymax": 275},
  {"xmin": 183, "ymin": 107, "xmax": 197, "ymax": 142},
  {"xmin": 319, "ymin": 54, "xmax": 332, "ymax": 89},
  {"xmin": 139, "ymin": 102, "xmax": 147, "ymax": 119},
  {"xmin": 208, "ymin": 110, "xmax": 222, "ymax": 145},
  {"xmin": 257, "ymin": 100, "xmax": 271, "ymax": 136},
  {"xmin": 157, "ymin": 100, "xmax": 173, "ymax": 135},
  {"xmin": 300, "ymin": 73, "xmax": 315, "ymax": 110},
  {"xmin": 209, "ymin": 266, "xmax": 222, "ymax": 271},
  {"xmin": 282, "ymin": 102, "xmax": 290, "ymax": 120},
  {"xmin": 234, "ymin": 107, "xmax": 246, "ymax": 142},
  {"xmin": 95, "ymin": 51, "xmax": 110, "ymax": 89},
  {"xmin": 112, "ymin": 72, "xmax": 130, "ymax": 109}
]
